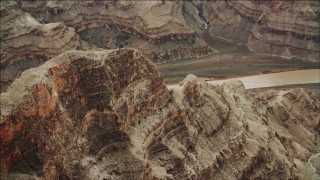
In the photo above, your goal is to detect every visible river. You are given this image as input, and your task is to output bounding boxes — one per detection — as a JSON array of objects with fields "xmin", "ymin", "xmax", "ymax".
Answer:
[{"xmin": 167, "ymin": 69, "xmax": 320, "ymax": 89}]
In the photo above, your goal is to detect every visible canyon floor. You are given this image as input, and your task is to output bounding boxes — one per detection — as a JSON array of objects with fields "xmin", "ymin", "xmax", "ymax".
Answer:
[{"xmin": 158, "ymin": 52, "xmax": 319, "ymax": 83}]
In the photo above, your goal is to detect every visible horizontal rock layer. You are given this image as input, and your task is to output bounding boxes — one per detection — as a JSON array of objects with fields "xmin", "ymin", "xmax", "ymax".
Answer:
[
  {"xmin": 19, "ymin": 0, "xmax": 320, "ymax": 62},
  {"xmin": 1, "ymin": 48, "xmax": 319, "ymax": 179},
  {"xmin": 21, "ymin": 1, "xmax": 198, "ymax": 43},
  {"xmin": 21, "ymin": 0, "xmax": 213, "ymax": 62},
  {"xmin": 204, "ymin": 0, "xmax": 320, "ymax": 61},
  {"xmin": 0, "ymin": 1, "xmax": 81, "ymax": 92},
  {"xmin": 2, "ymin": 0, "xmax": 319, "ymax": 91},
  {"xmin": 1, "ymin": 1, "xmax": 214, "ymax": 91},
  {"xmin": 78, "ymin": 26, "xmax": 213, "ymax": 62}
]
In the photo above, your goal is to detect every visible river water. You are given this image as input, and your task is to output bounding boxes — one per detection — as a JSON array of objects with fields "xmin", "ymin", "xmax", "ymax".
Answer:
[{"xmin": 167, "ymin": 69, "xmax": 320, "ymax": 89}]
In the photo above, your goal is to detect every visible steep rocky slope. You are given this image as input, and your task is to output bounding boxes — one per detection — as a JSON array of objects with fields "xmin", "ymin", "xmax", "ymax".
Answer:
[
  {"xmin": 1, "ymin": 1, "xmax": 319, "ymax": 91},
  {"xmin": 1, "ymin": 48, "xmax": 319, "ymax": 179},
  {"xmin": 0, "ymin": 1, "xmax": 81, "ymax": 92},
  {"xmin": 18, "ymin": 0, "xmax": 320, "ymax": 62},
  {"xmin": 20, "ymin": 0, "xmax": 212, "ymax": 61},
  {"xmin": 204, "ymin": 0, "xmax": 320, "ymax": 61}
]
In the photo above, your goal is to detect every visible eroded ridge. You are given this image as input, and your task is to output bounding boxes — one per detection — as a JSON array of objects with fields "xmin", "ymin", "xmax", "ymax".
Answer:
[
  {"xmin": 1, "ymin": 49, "xmax": 319, "ymax": 179},
  {"xmin": 0, "ymin": 1, "xmax": 81, "ymax": 91}
]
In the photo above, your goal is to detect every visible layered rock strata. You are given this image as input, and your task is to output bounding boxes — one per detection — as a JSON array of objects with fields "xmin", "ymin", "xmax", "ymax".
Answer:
[
  {"xmin": 20, "ymin": 0, "xmax": 320, "ymax": 61},
  {"xmin": 204, "ymin": 0, "xmax": 320, "ymax": 61},
  {"xmin": 19, "ymin": 0, "xmax": 212, "ymax": 62},
  {"xmin": 6, "ymin": 0, "xmax": 319, "ymax": 63},
  {"xmin": 0, "ymin": 1, "xmax": 81, "ymax": 92},
  {"xmin": 1, "ymin": 48, "xmax": 319, "ymax": 179},
  {"xmin": 23, "ymin": 1, "xmax": 197, "ymax": 43},
  {"xmin": 78, "ymin": 27, "xmax": 212, "ymax": 62}
]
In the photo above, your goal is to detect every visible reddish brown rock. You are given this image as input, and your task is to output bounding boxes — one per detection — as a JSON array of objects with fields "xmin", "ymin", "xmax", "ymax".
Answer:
[
  {"xmin": 0, "ymin": 48, "xmax": 170, "ymax": 179},
  {"xmin": 0, "ymin": 1, "xmax": 81, "ymax": 92},
  {"xmin": 1, "ymin": 48, "xmax": 319, "ymax": 179}
]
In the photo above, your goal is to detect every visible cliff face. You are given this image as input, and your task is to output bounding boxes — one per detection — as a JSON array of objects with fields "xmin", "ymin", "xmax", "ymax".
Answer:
[
  {"xmin": 0, "ymin": 1, "xmax": 81, "ymax": 92},
  {"xmin": 1, "ymin": 48, "xmax": 319, "ymax": 179},
  {"xmin": 22, "ymin": 1, "xmax": 196, "ymax": 43},
  {"xmin": 204, "ymin": 0, "xmax": 320, "ymax": 61},
  {"xmin": 20, "ymin": 0, "xmax": 212, "ymax": 61},
  {"xmin": 19, "ymin": 0, "xmax": 320, "ymax": 62},
  {"xmin": 2, "ymin": 1, "xmax": 319, "ymax": 91}
]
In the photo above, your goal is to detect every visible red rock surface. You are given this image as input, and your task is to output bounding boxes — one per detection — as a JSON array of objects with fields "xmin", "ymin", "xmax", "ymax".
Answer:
[{"xmin": 1, "ymin": 49, "xmax": 319, "ymax": 179}]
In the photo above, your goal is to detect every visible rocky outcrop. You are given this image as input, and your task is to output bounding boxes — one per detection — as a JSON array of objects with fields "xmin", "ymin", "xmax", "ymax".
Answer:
[
  {"xmin": 18, "ymin": 0, "xmax": 213, "ymax": 63},
  {"xmin": 3, "ymin": 0, "xmax": 317, "ymax": 65},
  {"xmin": 204, "ymin": 0, "xmax": 320, "ymax": 61},
  {"xmin": 0, "ymin": 1, "xmax": 81, "ymax": 92},
  {"xmin": 78, "ymin": 26, "xmax": 212, "ymax": 62},
  {"xmin": 1, "ymin": 48, "xmax": 319, "ymax": 179},
  {"xmin": 19, "ymin": 0, "xmax": 319, "ymax": 61},
  {"xmin": 24, "ymin": 1, "xmax": 196, "ymax": 43}
]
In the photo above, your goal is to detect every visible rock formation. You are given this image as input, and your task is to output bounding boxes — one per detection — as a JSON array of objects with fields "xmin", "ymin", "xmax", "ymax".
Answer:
[
  {"xmin": 20, "ymin": 0, "xmax": 319, "ymax": 61},
  {"xmin": 1, "ymin": 48, "xmax": 319, "ymax": 179},
  {"xmin": 1, "ymin": 1, "xmax": 319, "ymax": 91},
  {"xmin": 20, "ymin": 0, "xmax": 212, "ymax": 62},
  {"xmin": 23, "ymin": 1, "xmax": 197, "ymax": 43},
  {"xmin": 0, "ymin": 1, "xmax": 81, "ymax": 92},
  {"xmin": 204, "ymin": 0, "xmax": 320, "ymax": 61}
]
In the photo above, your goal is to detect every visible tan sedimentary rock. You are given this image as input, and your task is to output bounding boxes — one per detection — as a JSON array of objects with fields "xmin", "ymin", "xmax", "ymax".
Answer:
[
  {"xmin": 3, "ymin": 0, "xmax": 318, "ymax": 66},
  {"xmin": 40, "ymin": 1, "xmax": 196, "ymax": 43},
  {"xmin": 1, "ymin": 48, "xmax": 319, "ymax": 179},
  {"xmin": 0, "ymin": 1, "xmax": 81, "ymax": 92},
  {"xmin": 204, "ymin": 0, "xmax": 320, "ymax": 61},
  {"xmin": 19, "ymin": 0, "xmax": 212, "ymax": 62}
]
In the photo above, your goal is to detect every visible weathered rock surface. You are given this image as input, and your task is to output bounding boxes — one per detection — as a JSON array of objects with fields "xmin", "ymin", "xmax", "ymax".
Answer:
[
  {"xmin": 78, "ymin": 26, "xmax": 212, "ymax": 63},
  {"xmin": 18, "ymin": 0, "xmax": 319, "ymax": 62},
  {"xmin": 2, "ymin": 1, "xmax": 319, "ymax": 91},
  {"xmin": 2, "ymin": 1, "xmax": 319, "ymax": 65},
  {"xmin": 204, "ymin": 0, "xmax": 320, "ymax": 61},
  {"xmin": 1, "ymin": 48, "xmax": 319, "ymax": 179},
  {"xmin": 24, "ymin": 1, "xmax": 197, "ymax": 42},
  {"xmin": 0, "ymin": 1, "xmax": 81, "ymax": 92},
  {"xmin": 20, "ymin": 0, "xmax": 212, "ymax": 62}
]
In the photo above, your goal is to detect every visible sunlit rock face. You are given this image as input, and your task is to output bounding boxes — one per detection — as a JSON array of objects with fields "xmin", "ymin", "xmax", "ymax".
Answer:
[
  {"xmin": 1, "ymin": 48, "xmax": 319, "ymax": 179},
  {"xmin": 204, "ymin": 0, "xmax": 320, "ymax": 61},
  {"xmin": 0, "ymin": 1, "xmax": 81, "ymax": 92}
]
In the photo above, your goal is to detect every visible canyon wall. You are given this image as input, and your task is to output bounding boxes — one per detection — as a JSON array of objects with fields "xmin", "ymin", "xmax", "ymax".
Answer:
[
  {"xmin": 0, "ymin": 1, "xmax": 81, "ymax": 92},
  {"xmin": 18, "ymin": 0, "xmax": 320, "ymax": 62},
  {"xmin": 1, "ymin": 48, "xmax": 319, "ymax": 179},
  {"xmin": 22, "ymin": 1, "xmax": 197, "ymax": 43},
  {"xmin": 20, "ymin": 0, "xmax": 212, "ymax": 61},
  {"xmin": 2, "ymin": 0, "xmax": 319, "ymax": 91},
  {"xmin": 1, "ymin": 0, "xmax": 212, "ymax": 90},
  {"xmin": 204, "ymin": 0, "xmax": 320, "ymax": 61}
]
